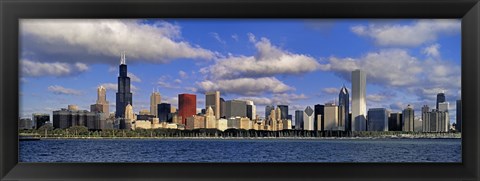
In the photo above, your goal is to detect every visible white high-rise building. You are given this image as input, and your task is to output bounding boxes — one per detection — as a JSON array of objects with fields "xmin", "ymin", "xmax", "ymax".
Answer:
[
  {"xmin": 150, "ymin": 90, "xmax": 161, "ymax": 117},
  {"xmin": 303, "ymin": 106, "xmax": 314, "ymax": 131},
  {"xmin": 352, "ymin": 69, "xmax": 367, "ymax": 131}
]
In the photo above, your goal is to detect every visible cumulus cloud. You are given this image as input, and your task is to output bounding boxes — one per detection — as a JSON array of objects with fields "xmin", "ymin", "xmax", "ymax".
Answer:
[
  {"xmin": 21, "ymin": 59, "xmax": 89, "ymax": 77},
  {"xmin": 237, "ymin": 93, "xmax": 307, "ymax": 106},
  {"xmin": 47, "ymin": 85, "xmax": 82, "ymax": 95},
  {"xmin": 423, "ymin": 44, "xmax": 441, "ymax": 58},
  {"xmin": 351, "ymin": 19, "xmax": 460, "ymax": 47},
  {"xmin": 21, "ymin": 19, "xmax": 215, "ymax": 64},
  {"xmin": 156, "ymin": 75, "xmax": 181, "ymax": 89},
  {"xmin": 196, "ymin": 77, "xmax": 294, "ymax": 96},
  {"xmin": 201, "ymin": 34, "xmax": 320, "ymax": 79}
]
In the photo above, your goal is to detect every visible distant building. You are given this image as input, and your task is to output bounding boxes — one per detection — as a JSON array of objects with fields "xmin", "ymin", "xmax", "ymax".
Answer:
[
  {"xmin": 227, "ymin": 117, "xmax": 241, "ymax": 129},
  {"xmin": 338, "ymin": 85, "xmax": 350, "ymax": 131},
  {"xmin": 438, "ymin": 102, "xmax": 449, "ymax": 112},
  {"xmin": 265, "ymin": 105, "xmax": 274, "ymax": 120},
  {"xmin": 90, "ymin": 85, "xmax": 109, "ymax": 113},
  {"xmin": 324, "ymin": 103, "xmax": 339, "ymax": 131},
  {"xmin": 32, "ymin": 113, "xmax": 49, "ymax": 129},
  {"xmin": 116, "ymin": 52, "xmax": 133, "ymax": 130},
  {"xmin": 427, "ymin": 109, "xmax": 449, "ymax": 132},
  {"xmin": 205, "ymin": 91, "xmax": 221, "ymax": 119},
  {"xmin": 150, "ymin": 90, "xmax": 161, "ymax": 117},
  {"xmin": 186, "ymin": 115, "xmax": 205, "ymax": 130},
  {"xmin": 314, "ymin": 104, "xmax": 324, "ymax": 131},
  {"xmin": 303, "ymin": 106, "xmax": 314, "ymax": 131},
  {"xmin": 245, "ymin": 100, "xmax": 256, "ymax": 121},
  {"xmin": 53, "ymin": 108, "xmax": 97, "ymax": 129},
  {"xmin": 217, "ymin": 119, "xmax": 228, "ymax": 131},
  {"xmin": 389, "ymin": 112, "xmax": 402, "ymax": 131},
  {"xmin": 414, "ymin": 117, "xmax": 422, "ymax": 132},
  {"xmin": 436, "ymin": 92, "xmax": 446, "ymax": 110},
  {"xmin": 225, "ymin": 100, "xmax": 247, "ymax": 118},
  {"xmin": 205, "ymin": 106, "xmax": 216, "ymax": 129},
  {"xmin": 178, "ymin": 93, "xmax": 196, "ymax": 125},
  {"xmin": 295, "ymin": 110, "xmax": 304, "ymax": 130},
  {"xmin": 19, "ymin": 118, "xmax": 34, "ymax": 130},
  {"xmin": 422, "ymin": 105, "xmax": 430, "ymax": 132},
  {"xmin": 157, "ymin": 103, "xmax": 172, "ymax": 123},
  {"xmin": 456, "ymin": 100, "xmax": 462, "ymax": 132},
  {"xmin": 282, "ymin": 119, "xmax": 292, "ymax": 130},
  {"xmin": 278, "ymin": 105, "xmax": 288, "ymax": 120},
  {"xmin": 367, "ymin": 108, "xmax": 389, "ymax": 131},
  {"xmin": 402, "ymin": 105, "xmax": 415, "ymax": 132},
  {"xmin": 220, "ymin": 98, "xmax": 226, "ymax": 118}
]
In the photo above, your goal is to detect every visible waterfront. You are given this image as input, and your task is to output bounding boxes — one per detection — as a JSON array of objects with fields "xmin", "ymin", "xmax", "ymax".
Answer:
[{"xmin": 20, "ymin": 138, "xmax": 461, "ymax": 162}]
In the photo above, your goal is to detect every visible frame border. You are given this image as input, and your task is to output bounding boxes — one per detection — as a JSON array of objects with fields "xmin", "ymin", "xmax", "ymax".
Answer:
[{"xmin": 1, "ymin": 0, "xmax": 479, "ymax": 180}]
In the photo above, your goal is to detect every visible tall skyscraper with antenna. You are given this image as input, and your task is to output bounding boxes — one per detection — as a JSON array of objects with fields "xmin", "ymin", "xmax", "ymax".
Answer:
[{"xmin": 115, "ymin": 52, "xmax": 133, "ymax": 129}]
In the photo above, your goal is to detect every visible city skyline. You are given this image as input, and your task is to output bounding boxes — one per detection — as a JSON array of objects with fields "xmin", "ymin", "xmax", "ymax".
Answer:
[{"xmin": 19, "ymin": 19, "xmax": 461, "ymax": 124}]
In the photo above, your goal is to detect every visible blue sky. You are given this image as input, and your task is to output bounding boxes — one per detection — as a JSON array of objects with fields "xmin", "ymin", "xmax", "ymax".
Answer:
[{"xmin": 19, "ymin": 19, "xmax": 461, "ymax": 124}]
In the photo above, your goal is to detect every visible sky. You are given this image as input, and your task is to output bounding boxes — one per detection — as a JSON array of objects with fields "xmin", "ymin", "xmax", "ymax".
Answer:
[{"xmin": 19, "ymin": 19, "xmax": 461, "ymax": 124}]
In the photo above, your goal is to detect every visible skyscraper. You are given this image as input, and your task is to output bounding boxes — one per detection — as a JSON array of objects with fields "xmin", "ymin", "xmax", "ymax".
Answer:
[
  {"xmin": 278, "ymin": 105, "xmax": 288, "ymax": 120},
  {"xmin": 456, "ymin": 99, "xmax": 462, "ymax": 132},
  {"xmin": 225, "ymin": 100, "xmax": 247, "ymax": 118},
  {"xmin": 438, "ymin": 102, "xmax": 449, "ymax": 112},
  {"xmin": 178, "ymin": 93, "xmax": 196, "ymax": 125},
  {"xmin": 220, "ymin": 97, "xmax": 225, "ymax": 118},
  {"xmin": 295, "ymin": 110, "xmax": 303, "ymax": 130},
  {"xmin": 339, "ymin": 85, "xmax": 350, "ymax": 131},
  {"xmin": 150, "ymin": 90, "xmax": 161, "ymax": 117},
  {"xmin": 352, "ymin": 69, "xmax": 366, "ymax": 131},
  {"xmin": 32, "ymin": 113, "xmax": 49, "ymax": 129},
  {"xmin": 367, "ymin": 108, "xmax": 389, "ymax": 131},
  {"xmin": 324, "ymin": 103, "xmax": 339, "ymax": 131},
  {"xmin": 422, "ymin": 105, "xmax": 430, "ymax": 132},
  {"xmin": 314, "ymin": 104, "xmax": 324, "ymax": 131},
  {"xmin": 91, "ymin": 85, "xmax": 109, "ymax": 113},
  {"xmin": 402, "ymin": 104, "xmax": 414, "ymax": 132},
  {"xmin": 205, "ymin": 91, "xmax": 220, "ymax": 119},
  {"xmin": 157, "ymin": 103, "xmax": 172, "ymax": 122},
  {"xmin": 265, "ymin": 105, "xmax": 274, "ymax": 119},
  {"xmin": 303, "ymin": 106, "xmax": 314, "ymax": 131},
  {"xmin": 116, "ymin": 52, "xmax": 133, "ymax": 129},
  {"xmin": 388, "ymin": 112, "xmax": 402, "ymax": 131},
  {"xmin": 245, "ymin": 100, "xmax": 256, "ymax": 120},
  {"xmin": 436, "ymin": 92, "xmax": 446, "ymax": 110}
]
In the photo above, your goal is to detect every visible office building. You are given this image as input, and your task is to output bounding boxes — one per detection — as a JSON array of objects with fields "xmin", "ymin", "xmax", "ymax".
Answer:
[
  {"xmin": 205, "ymin": 91, "xmax": 221, "ymax": 119},
  {"xmin": 116, "ymin": 53, "xmax": 133, "ymax": 129},
  {"xmin": 178, "ymin": 93, "xmax": 196, "ymax": 125},
  {"xmin": 186, "ymin": 115, "xmax": 205, "ymax": 130},
  {"xmin": 205, "ymin": 106, "xmax": 216, "ymax": 129},
  {"xmin": 314, "ymin": 104, "xmax": 324, "ymax": 131},
  {"xmin": 220, "ymin": 98, "xmax": 225, "ymax": 118},
  {"xmin": 32, "ymin": 113, "xmax": 49, "ymax": 129},
  {"xmin": 427, "ymin": 110, "xmax": 449, "ymax": 132},
  {"xmin": 265, "ymin": 105, "xmax": 274, "ymax": 120},
  {"xmin": 352, "ymin": 69, "xmax": 367, "ymax": 131},
  {"xmin": 388, "ymin": 112, "xmax": 402, "ymax": 131},
  {"xmin": 456, "ymin": 100, "xmax": 462, "ymax": 132},
  {"xmin": 217, "ymin": 119, "xmax": 228, "ymax": 131},
  {"xmin": 225, "ymin": 100, "xmax": 247, "ymax": 118},
  {"xmin": 53, "ymin": 107, "xmax": 97, "ymax": 129},
  {"xmin": 367, "ymin": 108, "xmax": 389, "ymax": 131},
  {"xmin": 245, "ymin": 100, "xmax": 256, "ymax": 121},
  {"xmin": 339, "ymin": 85, "xmax": 350, "ymax": 131},
  {"xmin": 295, "ymin": 110, "xmax": 304, "ymax": 130},
  {"xmin": 436, "ymin": 92, "xmax": 446, "ymax": 110},
  {"xmin": 438, "ymin": 102, "xmax": 449, "ymax": 112},
  {"xmin": 324, "ymin": 103, "xmax": 339, "ymax": 130},
  {"xmin": 303, "ymin": 106, "xmax": 314, "ymax": 131},
  {"xmin": 422, "ymin": 105, "xmax": 430, "ymax": 132},
  {"xmin": 150, "ymin": 90, "xmax": 161, "ymax": 117},
  {"xmin": 402, "ymin": 105, "xmax": 415, "ymax": 132},
  {"xmin": 90, "ymin": 86, "xmax": 109, "ymax": 113},
  {"xmin": 278, "ymin": 105, "xmax": 288, "ymax": 120},
  {"xmin": 19, "ymin": 118, "xmax": 34, "ymax": 130},
  {"xmin": 157, "ymin": 103, "xmax": 172, "ymax": 123}
]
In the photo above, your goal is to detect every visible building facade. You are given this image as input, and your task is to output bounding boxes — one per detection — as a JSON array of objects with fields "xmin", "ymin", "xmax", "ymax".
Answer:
[
  {"xmin": 178, "ymin": 93, "xmax": 197, "ymax": 125},
  {"xmin": 314, "ymin": 104, "xmax": 325, "ymax": 131},
  {"xmin": 32, "ymin": 113, "xmax": 49, "ymax": 129},
  {"xmin": 351, "ymin": 69, "xmax": 367, "ymax": 131},
  {"xmin": 115, "ymin": 53, "xmax": 133, "ymax": 130},
  {"xmin": 157, "ymin": 103, "xmax": 172, "ymax": 123},
  {"xmin": 367, "ymin": 108, "xmax": 389, "ymax": 131},
  {"xmin": 303, "ymin": 106, "xmax": 314, "ymax": 131},
  {"xmin": 150, "ymin": 90, "xmax": 161, "ymax": 117},
  {"xmin": 402, "ymin": 105, "xmax": 415, "ymax": 132},
  {"xmin": 339, "ymin": 85, "xmax": 350, "ymax": 131},
  {"xmin": 278, "ymin": 105, "xmax": 288, "ymax": 120},
  {"xmin": 205, "ymin": 91, "xmax": 221, "ymax": 119},
  {"xmin": 324, "ymin": 103, "xmax": 339, "ymax": 131},
  {"xmin": 294, "ymin": 110, "xmax": 304, "ymax": 130},
  {"xmin": 225, "ymin": 100, "xmax": 247, "ymax": 118}
]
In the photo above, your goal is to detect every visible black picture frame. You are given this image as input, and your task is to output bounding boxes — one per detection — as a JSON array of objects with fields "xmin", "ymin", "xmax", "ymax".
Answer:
[{"xmin": 1, "ymin": 0, "xmax": 479, "ymax": 180}]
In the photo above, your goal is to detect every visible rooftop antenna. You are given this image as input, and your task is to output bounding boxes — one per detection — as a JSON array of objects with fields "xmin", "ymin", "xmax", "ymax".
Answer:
[{"xmin": 120, "ymin": 51, "xmax": 126, "ymax": 65}]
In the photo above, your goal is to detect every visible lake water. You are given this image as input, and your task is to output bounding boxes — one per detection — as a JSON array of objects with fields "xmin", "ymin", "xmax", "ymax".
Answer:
[{"xmin": 19, "ymin": 138, "xmax": 461, "ymax": 162}]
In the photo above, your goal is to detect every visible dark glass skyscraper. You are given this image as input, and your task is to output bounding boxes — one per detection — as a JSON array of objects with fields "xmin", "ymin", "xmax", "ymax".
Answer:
[
  {"xmin": 436, "ymin": 92, "xmax": 446, "ymax": 110},
  {"xmin": 115, "ymin": 53, "xmax": 133, "ymax": 129},
  {"xmin": 278, "ymin": 105, "xmax": 288, "ymax": 120},
  {"xmin": 158, "ymin": 103, "xmax": 172, "ymax": 123},
  {"xmin": 265, "ymin": 105, "xmax": 274, "ymax": 119},
  {"xmin": 339, "ymin": 85, "xmax": 350, "ymax": 131},
  {"xmin": 314, "ymin": 104, "xmax": 324, "ymax": 131}
]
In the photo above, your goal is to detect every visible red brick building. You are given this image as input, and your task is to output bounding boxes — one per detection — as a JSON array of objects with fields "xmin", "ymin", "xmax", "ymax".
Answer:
[{"xmin": 178, "ymin": 93, "xmax": 196, "ymax": 125}]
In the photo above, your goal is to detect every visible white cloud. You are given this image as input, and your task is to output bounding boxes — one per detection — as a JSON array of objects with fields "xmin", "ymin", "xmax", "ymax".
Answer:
[
  {"xmin": 197, "ymin": 77, "xmax": 293, "ymax": 96},
  {"xmin": 237, "ymin": 93, "xmax": 307, "ymax": 106},
  {"xmin": 100, "ymin": 83, "xmax": 138, "ymax": 93},
  {"xmin": 210, "ymin": 32, "xmax": 226, "ymax": 45},
  {"xmin": 47, "ymin": 85, "xmax": 82, "ymax": 95},
  {"xmin": 127, "ymin": 72, "xmax": 141, "ymax": 82},
  {"xmin": 322, "ymin": 87, "xmax": 339, "ymax": 94},
  {"xmin": 21, "ymin": 59, "xmax": 89, "ymax": 77},
  {"xmin": 231, "ymin": 34, "xmax": 239, "ymax": 41},
  {"xmin": 423, "ymin": 44, "xmax": 441, "ymax": 58},
  {"xmin": 21, "ymin": 19, "xmax": 215, "ymax": 64},
  {"xmin": 156, "ymin": 75, "xmax": 180, "ymax": 89},
  {"xmin": 178, "ymin": 70, "xmax": 188, "ymax": 79},
  {"xmin": 351, "ymin": 19, "xmax": 460, "ymax": 47},
  {"xmin": 201, "ymin": 34, "xmax": 320, "ymax": 79},
  {"xmin": 174, "ymin": 79, "xmax": 182, "ymax": 84}
]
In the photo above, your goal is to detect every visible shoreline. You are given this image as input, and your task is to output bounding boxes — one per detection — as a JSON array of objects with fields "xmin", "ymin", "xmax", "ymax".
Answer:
[{"xmin": 26, "ymin": 136, "xmax": 461, "ymax": 140}]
